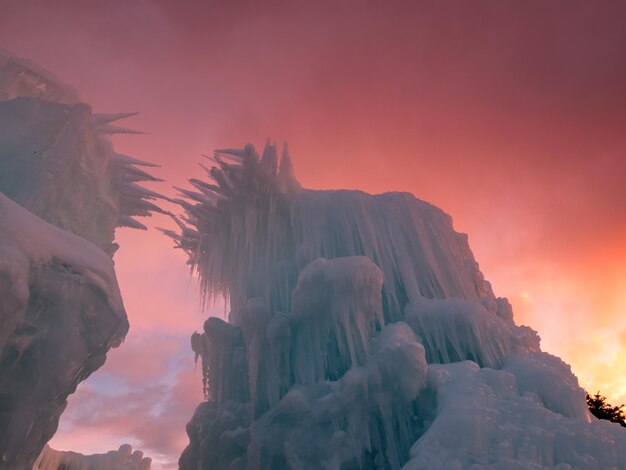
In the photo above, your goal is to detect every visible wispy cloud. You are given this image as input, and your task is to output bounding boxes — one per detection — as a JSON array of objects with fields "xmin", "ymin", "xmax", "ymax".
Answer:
[{"xmin": 50, "ymin": 330, "xmax": 204, "ymax": 468}]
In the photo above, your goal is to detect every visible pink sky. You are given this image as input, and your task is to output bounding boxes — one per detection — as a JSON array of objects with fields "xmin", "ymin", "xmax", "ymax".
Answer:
[{"xmin": 2, "ymin": 1, "xmax": 626, "ymax": 468}]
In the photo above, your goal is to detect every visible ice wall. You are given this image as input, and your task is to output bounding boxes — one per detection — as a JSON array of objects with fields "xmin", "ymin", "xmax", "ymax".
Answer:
[
  {"xmin": 33, "ymin": 444, "xmax": 152, "ymax": 470},
  {"xmin": 174, "ymin": 143, "xmax": 626, "ymax": 469},
  {"xmin": 0, "ymin": 51, "xmax": 160, "ymax": 469}
]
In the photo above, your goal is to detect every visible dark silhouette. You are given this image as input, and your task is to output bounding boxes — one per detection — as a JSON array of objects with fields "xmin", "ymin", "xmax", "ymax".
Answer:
[{"xmin": 587, "ymin": 391, "xmax": 626, "ymax": 427}]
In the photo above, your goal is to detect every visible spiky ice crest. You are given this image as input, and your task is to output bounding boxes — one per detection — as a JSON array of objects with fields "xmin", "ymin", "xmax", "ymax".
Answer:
[
  {"xmin": 165, "ymin": 141, "xmax": 300, "ymax": 312},
  {"xmin": 1, "ymin": 48, "xmax": 166, "ymax": 246},
  {"xmin": 169, "ymin": 140, "xmax": 501, "ymax": 322},
  {"xmin": 92, "ymin": 112, "xmax": 167, "ymax": 233}
]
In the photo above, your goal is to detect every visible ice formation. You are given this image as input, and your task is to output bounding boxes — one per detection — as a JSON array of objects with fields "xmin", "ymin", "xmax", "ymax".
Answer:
[
  {"xmin": 34, "ymin": 444, "xmax": 151, "ymax": 470},
  {"xmin": 0, "ymin": 48, "xmax": 165, "ymax": 255},
  {"xmin": 0, "ymin": 50, "xmax": 160, "ymax": 469},
  {"xmin": 174, "ymin": 143, "xmax": 626, "ymax": 469}
]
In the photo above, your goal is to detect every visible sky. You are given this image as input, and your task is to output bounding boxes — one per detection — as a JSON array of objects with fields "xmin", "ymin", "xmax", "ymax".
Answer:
[{"xmin": 2, "ymin": 0, "xmax": 626, "ymax": 468}]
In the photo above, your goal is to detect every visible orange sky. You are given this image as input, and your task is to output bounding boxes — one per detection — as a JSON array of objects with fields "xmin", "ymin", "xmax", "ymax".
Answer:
[{"xmin": 2, "ymin": 1, "xmax": 626, "ymax": 468}]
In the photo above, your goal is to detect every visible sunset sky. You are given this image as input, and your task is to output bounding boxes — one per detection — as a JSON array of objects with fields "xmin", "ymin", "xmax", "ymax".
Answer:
[{"xmin": 2, "ymin": 1, "xmax": 626, "ymax": 468}]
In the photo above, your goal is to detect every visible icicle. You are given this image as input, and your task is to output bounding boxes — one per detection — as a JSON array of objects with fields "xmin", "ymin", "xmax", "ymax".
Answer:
[
  {"xmin": 260, "ymin": 141, "xmax": 278, "ymax": 176},
  {"xmin": 214, "ymin": 148, "xmax": 246, "ymax": 162},
  {"xmin": 119, "ymin": 198, "xmax": 167, "ymax": 216},
  {"xmin": 111, "ymin": 152, "xmax": 160, "ymax": 168},
  {"xmin": 89, "ymin": 112, "xmax": 139, "ymax": 126},
  {"xmin": 119, "ymin": 182, "xmax": 163, "ymax": 200},
  {"xmin": 189, "ymin": 178, "xmax": 221, "ymax": 194},
  {"xmin": 203, "ymin": 317, "xmax": 249, "ymax": 403},
  {"xmin": 96, "ymin": 124, "xmax": 148, "ymax": 135},
  {"xmin": 239, "ymin": 298, "xmax": 272, "ymax": 411},
  {"xmin": 210, "ymin": 167, "xmax": 234, "ymax": 193},
  {"xmin": 278, "ymin": 143, "xmax": 300, "ymax": 193},
  {"xmin": 117, "ymin": 215, "xmax": 147, "ymax": 230},
  {"xmin": 157, "ymin": 227, "xmax": 182, "ymax": 242},
  {"xmin": 117, "ymin": 165, "xmax": 163, "ymax": 183}
]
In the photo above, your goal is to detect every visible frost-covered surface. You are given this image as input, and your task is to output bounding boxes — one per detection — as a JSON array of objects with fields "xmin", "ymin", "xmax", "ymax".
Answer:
[
  {"xmin": 174, "ymin": 143, "xmax": 626, "ymax": 469},
  {"xmin": 0, "ymin": 52, "xmax": 161, "ymax": 469},
  {"xmin": 34, "ymin": 444, "xmax": 152, "ymax": 470}
]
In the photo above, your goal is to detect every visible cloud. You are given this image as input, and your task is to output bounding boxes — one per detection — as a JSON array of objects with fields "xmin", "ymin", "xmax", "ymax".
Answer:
[{"xmin": 50, "ymin": 330, "xmax": 204, "ymax": 467}]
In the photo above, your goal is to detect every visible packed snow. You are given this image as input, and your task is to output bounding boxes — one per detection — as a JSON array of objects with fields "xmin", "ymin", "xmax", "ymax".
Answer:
[{"xmin": 174, "ymin": 143, "xmax": 626, "ymax": 469}]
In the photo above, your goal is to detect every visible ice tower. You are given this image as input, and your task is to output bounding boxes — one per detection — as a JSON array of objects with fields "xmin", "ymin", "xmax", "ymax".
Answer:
[{"xmin": 172, "ymin": 143, "xmax": 626, "ymax": 469}]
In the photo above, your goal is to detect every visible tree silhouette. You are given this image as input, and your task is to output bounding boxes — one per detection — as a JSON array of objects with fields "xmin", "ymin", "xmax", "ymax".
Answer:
[{"xmin": 587, "ymin": 391, "xmax": 626, "ymax": 427}]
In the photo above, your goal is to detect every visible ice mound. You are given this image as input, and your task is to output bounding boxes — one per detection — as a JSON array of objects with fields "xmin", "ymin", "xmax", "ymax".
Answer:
[
  {"xmin": 34, "ymin": 444, "xmax": 152, "ymax": 470},
  {"xmin": 407, "ymin": 361, "xmax": 624, "ymax": 469},
  {"xmin": 502, "ymin": 352, "xmax": 589, "ymax": 420},
  {"xmin": 173, "ymin": 144, "xmax": 626, "ymax": 469}
]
